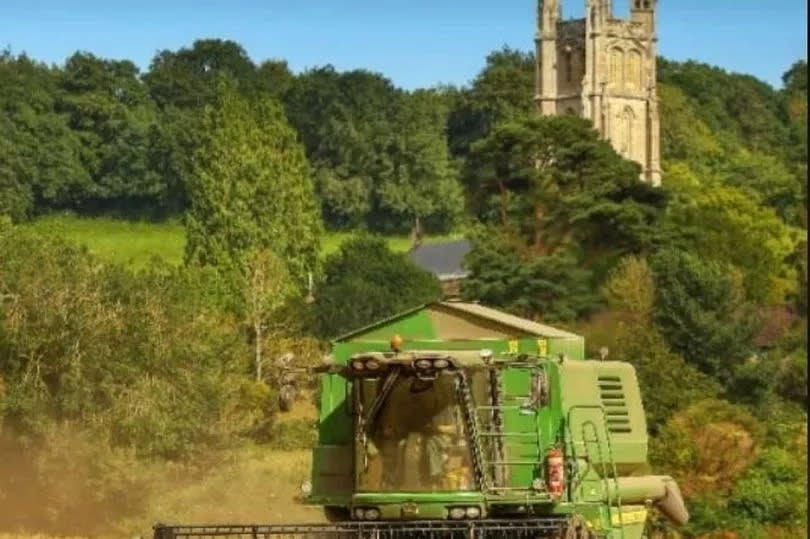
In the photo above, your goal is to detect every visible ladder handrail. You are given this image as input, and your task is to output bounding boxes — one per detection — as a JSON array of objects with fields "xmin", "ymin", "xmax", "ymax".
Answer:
[{"xmin": 565, "ymin": 405, "xmax": 625, "ymax": 539}]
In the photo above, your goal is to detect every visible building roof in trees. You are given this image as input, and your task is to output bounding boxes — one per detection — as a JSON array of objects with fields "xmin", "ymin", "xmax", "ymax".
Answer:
[{"xmin": 408, "ymin": 239, "xmax": 472, "ymax": 281}]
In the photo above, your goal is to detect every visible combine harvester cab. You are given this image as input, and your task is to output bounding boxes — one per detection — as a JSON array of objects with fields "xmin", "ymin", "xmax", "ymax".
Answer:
[
  {"xmin": 155, "ymin": 302, "xmax": 687, "ymax": 538},
  {"xmin": 304, "ymin": 302, "xmax": 688, "ymax": 538}
]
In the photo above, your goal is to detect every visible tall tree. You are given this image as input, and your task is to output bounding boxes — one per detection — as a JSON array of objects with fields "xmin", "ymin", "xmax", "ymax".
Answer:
[
  {"xmin": 651, "ymin": 249, "xmax": 760, "ymax": 381},
  {"xmin": 284, "ymin": 66, "xmax": 398, "ymax": 229},
  {"xmin": 184, "ymin": 82, "xmax": 322, "ymax": 284},
  {"xmin": 663, "ymin": 184, "xmax": 796, "ymax": 303},
  {"xmin": 143, "ymin": 39, "xmax": 258, "ymax": 109},
  {"xmin": 0, "ymin": 52, "xmax": 87, "ymax": 219},
  {"xmin": 144, "ymin": 40, "xmax": 263, "ymax": 211},
  {"xmin": 372, "ymin": 89, "xmax": 464, "ymax": 233},
  {"xmin": 447, "ymin": 47, "xmax": 535, "ymax": 158},
  {"xmin": 58, "ymin": 52, "xmax": 160, "ymax": 213},
  {"xmin": 465, "ymin": 115, "xmax": 665, "ymax": 259}
]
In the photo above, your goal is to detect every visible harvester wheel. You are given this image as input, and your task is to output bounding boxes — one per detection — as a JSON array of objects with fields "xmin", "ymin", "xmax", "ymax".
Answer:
[{"xmin": 323, "ymin": 506, "xmax": 350, "ymax": 522}]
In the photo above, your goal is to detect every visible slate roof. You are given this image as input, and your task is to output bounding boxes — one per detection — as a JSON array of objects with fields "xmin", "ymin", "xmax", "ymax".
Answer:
[{"xmin": 408, "ymin": 239, "xmax": 472, "ymax": 281}]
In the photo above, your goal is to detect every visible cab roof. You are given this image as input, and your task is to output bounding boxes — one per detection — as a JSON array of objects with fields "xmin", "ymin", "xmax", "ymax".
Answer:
[{"xmin": 333, "ymin": 301, "xmax": 580, "ymax": 343}]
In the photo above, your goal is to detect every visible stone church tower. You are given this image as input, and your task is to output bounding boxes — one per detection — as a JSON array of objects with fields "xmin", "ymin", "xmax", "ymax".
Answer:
[{"xmin": 535, "ymin": 0, "xmax": 661, "ymax": 185}]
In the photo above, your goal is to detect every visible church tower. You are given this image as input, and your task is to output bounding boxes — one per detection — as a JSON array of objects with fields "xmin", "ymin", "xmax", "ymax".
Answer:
[{"xmin": 534, "ymin": 0, "xmax": 661, "ymax": 185}]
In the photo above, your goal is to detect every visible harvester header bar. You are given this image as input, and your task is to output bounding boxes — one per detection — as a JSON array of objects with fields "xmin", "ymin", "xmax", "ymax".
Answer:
[{"xmin": 153, "ymin": 518, "xmax": 570, "ymax": 538}]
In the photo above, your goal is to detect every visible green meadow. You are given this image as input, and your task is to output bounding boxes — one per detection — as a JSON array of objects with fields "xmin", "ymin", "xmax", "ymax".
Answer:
[{"xmin": 22, "ymin": 215, "xmax": 460, "ymax": 269}]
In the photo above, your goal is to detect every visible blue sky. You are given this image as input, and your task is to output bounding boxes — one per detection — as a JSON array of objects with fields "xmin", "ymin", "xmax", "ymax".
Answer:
[{"xmin": 1, "ymin": 1, "xmax": 806, "ymax": 89}]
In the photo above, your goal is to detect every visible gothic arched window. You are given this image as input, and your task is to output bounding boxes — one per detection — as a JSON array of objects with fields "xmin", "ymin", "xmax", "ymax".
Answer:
[
  {"xmin": 565, "ymin": 50, "xmax": 574, "ymax": 83},
  {"xmin": 621, "ymin": 106, "xmax": 635, "ymax": 158},
  {"xmin": 609, "ymin": 48, "xmax": 624, "ymax": 89},
  {"xmin": 626, "ymin": 50, "xmax": 642, "ymax": 90}
]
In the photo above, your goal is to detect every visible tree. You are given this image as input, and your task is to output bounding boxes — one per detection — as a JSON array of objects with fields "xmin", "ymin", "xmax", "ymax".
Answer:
[
  {"xmin": 372, "ymin": 89, "xmax": 464, "ymax": 233},
  {"xmin": 143, "ymin": 39, "xmax": 259, "ymax": 109},
  {"xmin": 461, "ymin": 228, "xmax": 598, "ymax": 323},
  {"xmin": 242, "ymin": 250, "xmax": 296, "ymax": 382},
  {"xmin": 285, "ymin": 67, "xmax": 462, "ymax": 232},
  {"xmin": 447, "ymin": 47, "xmax": 535, "ymax": 158},
  {"xmin": 58, "ymin": 52, "xmax": 161, "ymax": 213},
  {"xmin": 459, "ymin": 116, "xmax": 667, "ymax": 322},
  {"xmin": 465, "ymin": 115, "xmax": 666, "ymax": 262},
  {"xmin": 663, "ymin": 185, "xmax": 796, "ymax": 303},
  {"xmin": 658, "ymin": 58, "xmax": 791, "ymax": 158},
  {"xmin": 602, "ymin": 256, "xmax": 720, "ymax": 431},
  {"xmin": 0, "ymin": 51, "xmax": 88, "ymax": 219},
  {"xmin": 650, "ymin": 249, "xmax": 760, "ymax": 381},
  {"xmin": 184, "ymin": 82, "xmax": 322, "ymax": 284},
  {"xmin": 284, "ymin": 66, "xmax": 395, "ymax": 228},
  {"xmin": 0, "ymin": 228, "xmax": 271, "ymax": 459},
  {"xmin": 144, "ymin": 40, "xmax": 263, "ymax": 213},
  {"xmin": 313, "ymin": 236, "xmax": 441, "ymax": 338}
]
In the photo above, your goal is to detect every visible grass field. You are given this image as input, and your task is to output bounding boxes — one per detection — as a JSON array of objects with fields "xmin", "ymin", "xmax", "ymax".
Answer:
[
  {"xmin": 0, "ymin": 447, "xmax": 319, "ymax": 538},
  {"xmin": 22, "ymin": 215, "xmax": 460, "ymax": 269}
]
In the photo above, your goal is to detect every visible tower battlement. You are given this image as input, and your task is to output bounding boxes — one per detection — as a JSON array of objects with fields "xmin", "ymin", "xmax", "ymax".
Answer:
[{"xmin": 535, "ymin": 0, "xmax": 661, "ymax": 185}]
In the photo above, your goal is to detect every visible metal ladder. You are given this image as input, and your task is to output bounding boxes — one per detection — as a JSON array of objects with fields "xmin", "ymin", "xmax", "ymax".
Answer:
[
  {"xmin": 472, "ymin": 369, "xmax": 545, "ymax": 494},
  {"xmin": 565, "ymin": 406, "xmax": 625, "ymax": 539}
]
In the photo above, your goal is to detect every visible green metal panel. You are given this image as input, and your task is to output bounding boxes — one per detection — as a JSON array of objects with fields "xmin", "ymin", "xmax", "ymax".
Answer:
[
  {"xmin": 558, "ymin": 361, "xmax": 648, "ymax": 476},
  {"xmin": 500, "ymin": 366, "xmax": 541, "ymax": 489},
  {"xmin": 339, "ymin": 309, "xmax": 437, "ymax": 342},
  {"xmin": 547, "ymin": 337, "xmax": 585, "ymax": 361}
]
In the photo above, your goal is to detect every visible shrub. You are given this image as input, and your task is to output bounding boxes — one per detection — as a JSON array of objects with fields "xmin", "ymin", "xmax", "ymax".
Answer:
[
  {"xmin": 313, "ymin": 235, "xmax": 442, "ymax": 338},
  {"xmin": 650, "ymin": 249, "xmax": 760, "ymax": 381}
]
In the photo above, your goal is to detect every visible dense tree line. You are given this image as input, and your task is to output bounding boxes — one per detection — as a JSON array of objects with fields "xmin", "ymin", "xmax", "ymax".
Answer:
[
  {"xmin": 0, "ymin": 39, "xmax": 807, "ymax": 537},
  {"xmin": 0, "ymin": 41, "xmax": 462, "ymax": 232}
]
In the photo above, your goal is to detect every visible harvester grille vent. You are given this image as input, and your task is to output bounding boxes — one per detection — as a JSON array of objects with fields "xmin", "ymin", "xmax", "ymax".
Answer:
[{"xmin": 597, "ymin": 375, "xmax": 632, "ymax": 434}]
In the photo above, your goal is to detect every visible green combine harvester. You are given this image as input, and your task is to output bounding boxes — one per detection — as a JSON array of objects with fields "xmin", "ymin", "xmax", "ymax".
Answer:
[{"xmin": 155, "ymin": 302, "xmax": 688, "ymax": 539}]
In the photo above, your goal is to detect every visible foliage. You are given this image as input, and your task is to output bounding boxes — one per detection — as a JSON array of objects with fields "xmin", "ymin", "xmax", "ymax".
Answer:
[
  {"xmin": 284, "ymin": 67, "xmax": 461, "ymax": 232},
  {"xmin": 464, "ymin": 115, "xmax": 665, "ymax": 259},
  {"xmin": 459, "ymin": 115, "xmax": 666, "ymax": 322},
  {"xmin": 446, "ymin": 47, "xmax": 535, "ymax": 158},
  {"xmin": 372, "ymin": 89, "xmax": 464, "ymax": 233},
  {"xmin": 462, "ymin": 228, "xmax": 598, "ymax": 323},
  {"xmin": 241, "ymin": 250, "xmax": 298, "ymax": 382},
  {"xmin": 650, "ymin": 249, "xmax": 760, "ymax": 381},
  {"xmin": 0, "ymin": 51, "xmax": 88, "ymax": 220},
  {"xmin": 143, "ymin": 39, "xmax": 260, "ymax": 109},
  {"xmin": 0, "ymin": 228, "xmax": 275, "ymax": 458},
  {"xmin": 663, "ymin": 184, "xmax": 798, "ymax": 302},
  {"xmin": 312, "ymin": 236, "xmax": 442, "ymax": 338},
  {"xmin": 267, "ymin": 419, "xmax": 318, "ymax": 450},
  {"xmin": 184, "ymin": 82, "xmax": 322, "ymax": 283},
  {"xmin": 602, "ymin": 256, "xmax": 720, "ymax": 431},
  {"xmin": 58, "ymin": 52, "xmax": 162, "ymax": 212},
  {"xmin": 651, "ymin": 399, "xmax": 765, "ymax": 497},
  {"xmin": 727, "ymin": 448, "xmax": 807, "ymax": 526},
  {"xmin": 658, "ymin": 58, "xmax": 791, "ymax": 157}
]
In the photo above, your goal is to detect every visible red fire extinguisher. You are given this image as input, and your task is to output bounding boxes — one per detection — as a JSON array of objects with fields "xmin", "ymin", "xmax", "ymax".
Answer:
[{"xmin": 545, "ymin": 447, "xmax": 565, "ymax": 499}]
